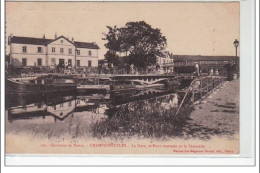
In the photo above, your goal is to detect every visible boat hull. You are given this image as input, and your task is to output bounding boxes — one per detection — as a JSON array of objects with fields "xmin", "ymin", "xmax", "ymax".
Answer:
[
  {"xmin": 76, "ymin": 84, "xmax": 110, "ymax": 93},
  {"xmin": 6, "ymin": 78, "xmax": 77, "ymax": 94}
]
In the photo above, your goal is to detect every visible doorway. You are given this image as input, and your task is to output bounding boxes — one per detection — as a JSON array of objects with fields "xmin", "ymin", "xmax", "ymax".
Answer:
[
  {"xmin": 37, "ymin": 58, "xmax": 42, "ymax": 66},
  {"xmin": 59, "ymin": 59, "xmax": 65, "ymax": 68},
  {"xmin": 68, "ymin": 59, "xmax": 72, "ymax": 67}
]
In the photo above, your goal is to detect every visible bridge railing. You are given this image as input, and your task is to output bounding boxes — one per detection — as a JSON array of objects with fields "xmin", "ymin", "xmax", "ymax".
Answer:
[
  {"xmin": 190, "ymin": 76, "xmax": 225, "ymax": 103},
  {"xmin": 175, "ymin": 76, "xmax": 225, "ymax": 116}
]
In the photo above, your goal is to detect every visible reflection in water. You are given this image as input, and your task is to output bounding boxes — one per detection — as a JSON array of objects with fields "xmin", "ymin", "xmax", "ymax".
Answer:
[
  {"xmin": 6, "ymin": 88, "xmax": 180, "ymax": 123},
  {"xmin": 6, "ymin": 88, "xmax": 191, "ymax": 139},
  {"xmin": 6, "ymin": 87, "xmax": 231, "ymax": 140},
  {"xmin": 47, "ymin": 98, "xmax": 75, "ymax": 120},
  {"xmin": 6, "ymin": 83, "xmax": 235, "ymax": 140}
]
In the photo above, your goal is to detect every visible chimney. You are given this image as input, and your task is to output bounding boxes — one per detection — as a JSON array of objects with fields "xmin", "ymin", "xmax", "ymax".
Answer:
[
  {"xmin": 71, "ymin": 37, "xmax": 74, "ymax": 43},
  {"xmin": 8, "ymin": 34, "xmax": 13, "ymax": 45},
  {"xmin": 43, "ymin": 34, "xmax": 46, "ymax": 39},
  {"xmin": 54, "ymin": 32, "xmax": 57, "ymax": 39},
  {"xmin": 8, "ymin": 36, "xmax": 11, "ymax": 45}
]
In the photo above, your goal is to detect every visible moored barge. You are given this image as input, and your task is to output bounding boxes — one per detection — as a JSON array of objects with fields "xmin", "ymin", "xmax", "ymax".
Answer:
[{"xmin": 6, "ymin": 74, "xmax": 77, "ymax": 94}]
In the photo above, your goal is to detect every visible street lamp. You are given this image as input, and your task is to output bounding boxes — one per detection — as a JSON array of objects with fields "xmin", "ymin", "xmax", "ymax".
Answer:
[
  {"xmin": 233, "ymin": 39, "xmax": 239, "ymax": 78},
  {"xmin": 233, "ymin": 39, "xmax": 239, "ymax": 57}
]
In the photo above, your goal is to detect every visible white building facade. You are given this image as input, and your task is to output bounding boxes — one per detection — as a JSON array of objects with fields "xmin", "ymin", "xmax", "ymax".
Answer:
[
  {"xmin": 8, "ymin": 34, "xmax": 100, "ymax": 68},
  {"xmin": 156, "ymin": 51, "xmax": 174, "ymax": 66}
]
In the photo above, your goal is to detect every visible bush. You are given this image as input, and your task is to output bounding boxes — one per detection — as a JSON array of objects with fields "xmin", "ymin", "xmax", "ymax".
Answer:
[{"xmin": 91, "ymin": 98, "xmax": 194, "ymax": 139}]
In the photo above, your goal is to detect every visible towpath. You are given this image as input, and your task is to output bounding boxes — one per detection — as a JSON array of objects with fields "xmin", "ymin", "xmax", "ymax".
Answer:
[{"xmin": 182, "ymin": 79, "xmax": 239, "ymax": 139}]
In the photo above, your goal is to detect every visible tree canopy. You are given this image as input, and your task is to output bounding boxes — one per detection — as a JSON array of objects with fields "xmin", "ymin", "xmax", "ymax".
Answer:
[{"xmin": 103, "ymin": 21, "xmax": 167, "ymax": 68}]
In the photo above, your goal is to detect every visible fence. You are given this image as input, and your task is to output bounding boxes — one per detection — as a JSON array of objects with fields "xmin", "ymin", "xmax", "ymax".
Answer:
[
  {"xmin": 190, "ymin": 76, "xmax": 225, "ymax": 103},
  {"xmin": 175, "ymin": 76, "xmax": 225, "ymax": 116}
]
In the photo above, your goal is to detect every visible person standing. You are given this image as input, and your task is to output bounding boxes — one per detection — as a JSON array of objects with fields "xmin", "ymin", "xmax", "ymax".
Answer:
[
  {"xmin": 215, "ymin": 69, "xmax": 219, "ymax": 76},
  {"xmin": 98, "ymin": 63, "xmax": 102, "ymax": 74},
  {"xmin": 110, "ymin": 63, "xmax": 114, "ymax": 74},
  {"xmin": 195, "ymin": 62, "xmax": 200, "ymax": 76},
  {"xmin": 232, "ymin": 62, "xmax": 237, "ymax": 75},
  {"xmin": 209, "ymin": 68, "xmax": 214, "ymax": 76},
  {"xmin": 224, "ymin": 61, "xmax": 232, "ymax": 81},
  {"xmin": 130, "ymin": 64, "xmax": 134, "ymax": 74},
  {"xmin": 156, "ymin": 63, "xmax": 160, "ymax": 71}
]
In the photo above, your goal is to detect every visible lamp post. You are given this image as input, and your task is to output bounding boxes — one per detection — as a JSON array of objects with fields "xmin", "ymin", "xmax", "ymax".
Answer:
[
  {"xmin": 233, "ymin": 39, "xmax": 239, "ymax": 57},
  {"xmin": 233, "ymin": 39, "xmax": 239, "ymax": 78}
]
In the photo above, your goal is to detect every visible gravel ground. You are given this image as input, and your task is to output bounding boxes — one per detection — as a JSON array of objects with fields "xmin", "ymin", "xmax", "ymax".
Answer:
[{"xmin": 182, "ymin": 79, "xmax": 239, "ymax": 140}]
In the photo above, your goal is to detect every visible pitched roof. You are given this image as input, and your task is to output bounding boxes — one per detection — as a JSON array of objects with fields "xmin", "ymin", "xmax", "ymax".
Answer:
[
  {"xmin": 10, "ymin": 36, "xmax": 51, "ymax": 45},
  {"xmin": 74, "ymin": 41, "xmax": 100, "ymax": 49},
  {"xmin": 45, "ymin": 35, "xmax": 75, "ymax": 46},
  {"xmin": 10, "ymin": 35, "xmax": 100, "ymax": 49},
  {"xmin": 173, "ymin": 55, "xmax": 239, "ymax": 62}
]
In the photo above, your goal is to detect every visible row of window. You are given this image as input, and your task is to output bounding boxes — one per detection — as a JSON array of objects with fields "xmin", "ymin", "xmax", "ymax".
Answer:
[
  {"xmin": 22, "ymin": 58, "xmax": 42, "ymax": 66},
  {"xmin": 22, "ymin": 46, "xmax": 92, "ymax": 56},
  {"xmin": 21, "ymin": 58, "xmax": 92, "ymax": 67},
  {"xmin": 24, "ymin": 101, "xmax": 73, "ymax": 111},
  {"xmin": 52, "ymin": 47, "xmax": 73, "ymax": 54},
  {"xmin": 52, "ymin": 100, "xmax": 72, "ymax": 110},
  {"xmin": 23, "ymin": 46, "xmax": 43, "ymax": 53},
  {"xmin": 161, "ymin": 59, "xmax": 173, "ymax": 64}
]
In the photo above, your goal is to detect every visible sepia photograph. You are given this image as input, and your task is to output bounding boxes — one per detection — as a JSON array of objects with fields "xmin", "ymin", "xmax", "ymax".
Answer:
[{"xmin": 4, "ymin": 1, "xmax": 241, "ymax": 156}]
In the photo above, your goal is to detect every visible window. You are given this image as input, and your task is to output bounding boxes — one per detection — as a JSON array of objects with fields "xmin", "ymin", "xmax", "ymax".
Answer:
[
  {"xmin": 76, "ymin": 50, "xmax": 80, "ymax": 55},
  {"xmin": 37, "ymin": 58, "xmax": 42, "ymax": 66},
  {"xmin": 51, "ymin": 58, "xmax": 56, "ymax": 66},
  {"xmin": 38, "ymin": 47, "xmax": 43, "ymax": 53},
  {"xmin": 88, "ymin": 60, "xmax": 92, "ymax": 67},
  {"xmin": 22, "ymin": 46, "xmax": 27, "ymax": 53},
  {"xmin": 88, "ymin": 50, "xmax": 92, "ymax": 56},
  {"xmin": 52, "ymin": 47, "xmax": 55, "ymax": 53},
  {"xmin": 68, "ymin": 48, "xmax": 72, "ymax": 54},
  {"xmin": 22, "ymin": 58, "xmax": 27, "ymax": 66},
  {"xmin": 77, "ymin": 60, "xmax": 80, "ymax": 67},
  {"xmin": 60, "ymin": 48, "xmax": 64, "ymax": 53}
]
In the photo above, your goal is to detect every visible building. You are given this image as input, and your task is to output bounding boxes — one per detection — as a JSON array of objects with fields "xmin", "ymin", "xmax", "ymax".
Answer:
[
  {"xmin": 8, "ymin": 34, "xmax": 100, "ymax": 68},
  {"xmin": 156, "ymin": 51, "xmax": 174, "ymax": 66},
  {"xmin": 47, "ymin": 99, "xmax": 76, "ymax": 120},
  {"xmin": 172, "ymin": 55, "xmax": 239, "ymax": 73}
]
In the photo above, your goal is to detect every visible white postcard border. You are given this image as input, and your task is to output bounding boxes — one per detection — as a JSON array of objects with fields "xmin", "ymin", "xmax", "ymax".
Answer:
[{"xmin": 1, "ymin": 0, "xmax": 257, "ymax": 167}]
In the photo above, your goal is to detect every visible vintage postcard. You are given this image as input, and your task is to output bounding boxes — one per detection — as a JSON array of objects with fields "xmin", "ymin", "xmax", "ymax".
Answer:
[{"xmin": 5, "ymin": 1, "xmax": 241, "ymax": 156}]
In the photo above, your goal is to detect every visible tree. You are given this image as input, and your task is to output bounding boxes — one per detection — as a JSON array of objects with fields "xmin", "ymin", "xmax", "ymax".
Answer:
[
  {"xmin": 103, "ymin": 21, "xmax": 167, "ymax": 68},
  {"xmin": 104, "ymin": 51, "xmax": 120, "ymax": 65}
]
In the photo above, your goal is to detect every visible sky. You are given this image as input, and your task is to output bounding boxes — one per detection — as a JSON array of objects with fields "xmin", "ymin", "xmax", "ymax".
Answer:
[{"xmin": 6, "ymin": 2, "xmax": 240, "ymax": 59}]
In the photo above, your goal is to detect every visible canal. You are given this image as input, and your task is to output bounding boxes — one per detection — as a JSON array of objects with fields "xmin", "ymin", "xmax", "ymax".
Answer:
[
  {"xmin": 6, "ymin": 87, "xmax": 192, "ymax": 140},
  {"xmin": 5, "ymin": 79, "xmax": 232, "ymax": 141}
]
